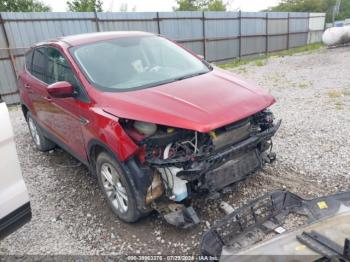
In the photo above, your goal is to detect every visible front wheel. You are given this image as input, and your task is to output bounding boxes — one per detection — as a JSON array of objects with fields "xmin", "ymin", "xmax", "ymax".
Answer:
[{"xmin": 96, "ymin": 152, "xmax": 142, "ymax": 222}]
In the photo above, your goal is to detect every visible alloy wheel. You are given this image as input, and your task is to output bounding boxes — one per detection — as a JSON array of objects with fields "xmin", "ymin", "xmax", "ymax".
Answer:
[{"xmin": 100, "ymin": 162, "xmax": 128, "ymax": 213}]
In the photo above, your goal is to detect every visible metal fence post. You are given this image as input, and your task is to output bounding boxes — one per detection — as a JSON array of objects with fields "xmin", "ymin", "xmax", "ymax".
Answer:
[
  {"xmin": 0, "ymin": 13, "xmax": 18, "ymax": 78},
  {"xmin": 94, "ymin": 11, "xmax": 100, "ymax": 32},
  {"xmin": 287, "ymin": 12, "xmax": 290, "ymax": 49},
  {"xmin": 307, "ymin": 12, "xmax": 311, "ymax": 45},
  {"xmin": 265, "ymin": 12, "xmax": 269, "ymax": 55},
  {"xmin": 202, "ymin": 11, "xmax": 206, "ymax": 60},
  {"xmin": 238, "ymin": 10, "xmax": 242, "ymax": 59},
  {"xmin": 156, "ymin": 12, "xmax": 161, "ymax": 35}
]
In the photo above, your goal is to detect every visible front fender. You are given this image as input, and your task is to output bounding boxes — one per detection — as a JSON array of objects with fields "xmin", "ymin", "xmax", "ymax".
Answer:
[{"xmin": 84, "ymin": 107, "xmax": 138, "ymax": 161}]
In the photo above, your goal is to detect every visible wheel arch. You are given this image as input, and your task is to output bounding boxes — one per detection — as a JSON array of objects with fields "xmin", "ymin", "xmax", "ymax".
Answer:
[
  {"xmin": 87, "ymin": 139, "xmax": 117, "ymax": 176},
  {"xmin": 87, "ymin": 139, "xmax": 152, "ymax": 213}
]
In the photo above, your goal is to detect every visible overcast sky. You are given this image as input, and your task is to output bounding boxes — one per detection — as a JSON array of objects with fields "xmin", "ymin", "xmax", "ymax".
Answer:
[{"xmin": 42, "ymin": 0, "xmax": 281, "ymax": 12}]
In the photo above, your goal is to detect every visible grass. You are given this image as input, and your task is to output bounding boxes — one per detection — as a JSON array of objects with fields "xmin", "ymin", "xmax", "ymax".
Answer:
[
  {"xmin": 254, "ymin": 60, "xmax": 266, "ymax": 67},
  {"xmin": 236, "ymin": 67, "xmax": 247, "ymax": 73},
  {"xmin": 335, "ymin": 101, "xmax": 344, "ymax": 110},
  {"xmin": 219, "ymin": 56, "xmax": 266, "ymax": 69},
  {"xmin": 343, "ymin": 88, "xmax": 350, "ymax": 96},
  {"xmin": 273, "ymin": 43, "xmax": 323, "ymax": 57},
  {"xmin": 218, "ymin": 43, "xmax": 324, "ymax": 69},
  {"xmin": 298, "ymin": 83, "xmax": 309, "ymax": 89},
  {"xmin": 327, "ymin": 89, "xmax": 350, "ymax": 110},
  {"xmin": 7, "ymin": 104, "xmax": 20, "ymax": 111},
  {"xmin": 328, "ymin": 90, "xmax": 343, "ymax": 98},
  {"xmin": 327, "ymin": 89, "xmax": 350, "ymax": 98}
]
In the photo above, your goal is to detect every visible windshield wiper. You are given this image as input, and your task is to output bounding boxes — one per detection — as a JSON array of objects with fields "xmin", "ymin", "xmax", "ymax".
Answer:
[
  {"xmin": 114, "ymin": 71, "xmax": 210, "ymax": 92},
  {"xmin": 173, "ymin": 71, "xmax": 208, "ymax": 82}
]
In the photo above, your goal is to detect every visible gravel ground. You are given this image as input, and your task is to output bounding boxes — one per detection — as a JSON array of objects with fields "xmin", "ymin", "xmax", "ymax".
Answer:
[{"xmin": 1, "ymin": 45, "xmax": 350, "ymax": 256}]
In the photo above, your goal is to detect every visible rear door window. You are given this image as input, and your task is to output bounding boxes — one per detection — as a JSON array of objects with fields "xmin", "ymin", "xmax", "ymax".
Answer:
[{"xmin": 31, "ymin": 47, "xmax": 48, "ymax": 83}]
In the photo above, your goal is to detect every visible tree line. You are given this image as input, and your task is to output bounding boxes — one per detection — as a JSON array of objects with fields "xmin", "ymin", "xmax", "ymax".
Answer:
[
  {"xmin": 0, "ymin": 0, "xmax": 103, "ymax": 12},
  {"xmin": 0, "ymin": 0, "xmax": 228, "ymax": 12},
  {"xmin": 268, "ymin": 0, "xmax": 350, "ymax": 22},
  {"xmin": 0, "ymin": 0, "xmax": 349, "ymax": 23}
]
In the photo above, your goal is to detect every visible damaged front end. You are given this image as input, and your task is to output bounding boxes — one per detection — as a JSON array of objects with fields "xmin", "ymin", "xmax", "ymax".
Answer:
[{"xmin": 122, "ymin": 109, "xmax": 281, "ymax": 227}]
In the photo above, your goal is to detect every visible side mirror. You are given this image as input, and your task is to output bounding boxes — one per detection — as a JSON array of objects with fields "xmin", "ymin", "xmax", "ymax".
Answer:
[{"xmin": 47, "ymin": 81, "xmax": 74, "ymax": 98}]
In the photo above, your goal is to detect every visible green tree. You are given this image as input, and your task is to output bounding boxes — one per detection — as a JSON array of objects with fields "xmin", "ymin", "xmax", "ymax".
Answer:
[
  {"xmin": 174, "ymin": 0, "xmax": 227, "ymax": 11},
  {"xmin": 268, "ymin": 0, "xmax": 350, "ymax": 22},
  {"xmin": 67, "ymin": 0, "xmax": 103, "ymax": 12},
  {"xmin": 0, "ymin": 0, "xmax": 51, "ymax": 12},
  {"xmin": 337, "ymin": 0, "xmax": 350, "ymax": 20},
  {"xmin": 175, "ymin": 0, "xmax": 199, "ymax": 11},
  {"xmin": 206, "ymin": 0, "xmax": 227, "ymax": 11}
]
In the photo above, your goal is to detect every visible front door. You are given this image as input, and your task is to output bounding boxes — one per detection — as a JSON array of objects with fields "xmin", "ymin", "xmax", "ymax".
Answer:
[{"xmin": 44, "ymin": 46, "xmax": 88, "ymax": 162}]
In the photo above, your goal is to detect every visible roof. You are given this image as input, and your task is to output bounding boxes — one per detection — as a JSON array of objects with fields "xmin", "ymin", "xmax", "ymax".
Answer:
[{"xmin": 53, "ymin": 31, "xmax": 155, "ymax": 47}]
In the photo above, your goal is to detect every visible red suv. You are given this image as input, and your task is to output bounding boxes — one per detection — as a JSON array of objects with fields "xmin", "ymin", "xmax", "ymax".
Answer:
[{"xmin": 19, "ymin": 32, "xmax": 280, "ymax": 226}]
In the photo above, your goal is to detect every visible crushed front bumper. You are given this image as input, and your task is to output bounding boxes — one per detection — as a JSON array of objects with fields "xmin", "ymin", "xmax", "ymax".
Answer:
[
  {"xmin": 148, "ymin": 119, "xmax": 281, "ymax": 168},
  {"xmin": 146, "ymin": 119, "xmax": 281, "ymax": 228},
  {"xmin": 149, "ymin": 119, "xmax": 281, "ymax": 192}
]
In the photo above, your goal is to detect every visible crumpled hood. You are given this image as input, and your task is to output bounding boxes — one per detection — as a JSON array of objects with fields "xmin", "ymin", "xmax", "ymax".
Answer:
[{"xmin": 99, "ymin": 67, "xmax": 275, "ymax": 132}]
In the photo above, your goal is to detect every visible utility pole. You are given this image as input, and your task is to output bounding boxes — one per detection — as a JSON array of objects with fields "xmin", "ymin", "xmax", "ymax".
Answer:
[{"xmin": 332, "ymin": 0, "xmax": 342, "ymax": 26}]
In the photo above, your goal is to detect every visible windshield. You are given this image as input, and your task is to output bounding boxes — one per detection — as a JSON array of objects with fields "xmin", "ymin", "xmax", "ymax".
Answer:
[{"xmin": 71, "ymin": 35, "xmax": 210, "ymax": 92}]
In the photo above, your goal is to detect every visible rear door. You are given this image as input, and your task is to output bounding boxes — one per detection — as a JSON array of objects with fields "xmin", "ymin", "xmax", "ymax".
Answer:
[
  {"xmin": 24, "ymin": 47, "xmax": 53, "ymax": 132},
  {"xmin": 0, "ymin": 99, "xmax": 31, "ymax": 239}
]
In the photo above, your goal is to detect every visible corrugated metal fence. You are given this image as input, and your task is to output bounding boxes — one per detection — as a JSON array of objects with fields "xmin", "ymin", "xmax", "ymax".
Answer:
[{"xmin": 0, "ymin": 11, "xmax": 325, "ymax": 104}]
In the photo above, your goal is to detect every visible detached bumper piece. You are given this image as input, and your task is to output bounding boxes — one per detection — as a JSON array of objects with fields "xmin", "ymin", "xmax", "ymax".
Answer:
[
  {"xmin": 153, "ymin": 201, "xmax": 200, "ymax": 229},
  {"xmin": 200, "ymin": 190, "xmax": 350, "ymax": 258},
  {"xmin": 163, "ymin": 206, "xmax": 200, "ymax": 229},
  {"xmin": 297, "ymin": 231, "xmax": 350, "ymax": 261}
]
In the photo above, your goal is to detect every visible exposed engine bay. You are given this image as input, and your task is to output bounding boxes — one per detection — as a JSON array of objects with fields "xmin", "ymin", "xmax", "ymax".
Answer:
[{"xmin": 121, "ymin": 109, "xmax": 281, "ymax": 227}]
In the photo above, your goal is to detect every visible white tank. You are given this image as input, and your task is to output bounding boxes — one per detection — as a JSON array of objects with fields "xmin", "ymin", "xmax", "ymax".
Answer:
[
  {"xmin": 133, "ymin": 121, "xmax": 157, "ymax": 137},
  {"xmin": 158, "ymin": 143, "xmax": 188, "ymax": 202},
  {"xmin": 322, "ymin": 26, "xmax": 350, "ymax": 46}
]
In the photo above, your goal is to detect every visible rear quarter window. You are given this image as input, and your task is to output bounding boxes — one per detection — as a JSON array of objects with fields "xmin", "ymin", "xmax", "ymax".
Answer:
[{"xmin": 25, "ymin": 49, "xmax": 33, "ymax": 72}]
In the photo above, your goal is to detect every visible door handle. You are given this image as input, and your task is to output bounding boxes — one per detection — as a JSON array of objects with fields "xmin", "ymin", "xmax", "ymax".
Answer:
[
  {"xmin": 44, "ymin": 96, "xmax": 52, "ymax": 102},
  {"xmin": 24, "ymin": 84, "xmax": 34, "ymax": 94},
  {"xmin": 79, "ymin": 117, "xmax": 89, "ymax": 125}
]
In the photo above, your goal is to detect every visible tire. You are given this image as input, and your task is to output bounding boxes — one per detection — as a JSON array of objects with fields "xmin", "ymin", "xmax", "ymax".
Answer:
[
  {"xmin": 26, "ymin": 112, "xmax": 55, "ymax": 152},
  {"xmin": 96, "ymin": 152, "xmax": 142, "ymax": 223}
]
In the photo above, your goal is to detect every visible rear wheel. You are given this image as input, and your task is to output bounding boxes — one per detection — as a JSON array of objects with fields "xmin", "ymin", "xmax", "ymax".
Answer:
[
  {"xmin": 96, "ymin": 152, "xmax": 142, "ymax": 222},
  {"xmin": 26, "ymin": 112, "xmax": 55, "ymax": 152}
]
